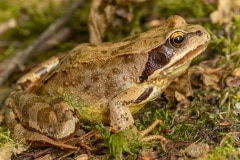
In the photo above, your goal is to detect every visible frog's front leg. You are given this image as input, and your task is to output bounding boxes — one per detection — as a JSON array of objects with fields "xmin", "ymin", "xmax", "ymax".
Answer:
[
  {"xmin": 5, "ymin": 106, "xmax": 79, "ymax": 150},
  {"xmin": 109, "ymin": 84, "xmax": 158, "ymax": 132},
  {"xmin": 5, "ymin": 91, "xmax": 80, "ymax": 140}
]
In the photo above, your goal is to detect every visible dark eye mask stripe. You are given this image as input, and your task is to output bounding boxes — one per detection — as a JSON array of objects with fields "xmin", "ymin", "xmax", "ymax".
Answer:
[{"xmin": 139, "ymin": 44, "xmax": 174, "ymax": 83}]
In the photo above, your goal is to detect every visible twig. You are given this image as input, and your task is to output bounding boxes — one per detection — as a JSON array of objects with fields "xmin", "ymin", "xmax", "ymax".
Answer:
[
  {"xmin": 34, "ymin": 27, "xmax": 72, "ymax": 55},
  {"xmin": 0, "ymin": 0, "xmax": 85, "ymax": 86}
]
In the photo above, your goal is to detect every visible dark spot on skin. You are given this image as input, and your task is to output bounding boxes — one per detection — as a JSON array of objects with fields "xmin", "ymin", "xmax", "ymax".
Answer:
[
  {"xmin": 49, "ymin": 98, "xmax": 64, "ymax": 106},
  {"xmin": 118, "ymin": 42, "xmax": 135, "ymax": 50},
  {"xmin": 195, "ymin": 30, "xmax": 203, "ymax": 36},
  {"xmin": 81, "ymin": 62, "xmax": 90, "ymax": 67},
  {"xmin": 88, "ymin": 62, "xmax": 97, "ymax": 70},
  {"xmin": 76, "ymin": 75, "xmax": 84, "ymax": 84},
  {"xmin": 107, "ymin": 73, "xmax": 113, "ymax": 79},
  {"xmin": 134, "ymin": 87, "xmax": 153, "ymax": 104},
  {"xmin": 88, "ymin": 44, "xmax": 98, "ymax": 47},
  {"xmin": 185, "ymin": 31, "xmax": 201, "ymax": 40},
  {"xmin": 112, "ymin": 68, "xmax": 120, "ymax": 74},
  {"xmin": 74, "ymin": 108, "xmax": 80, "ymax": 119},
  {"xmin": 84, "ymin": 85, "xmax": 91, "ymax": 91},
  {"xmin": 71, "ymin": 81, "xmax": 76, "ymax": 85},
  {"xmin": 22, "ymin": 96, "xmax": 45, "ymax": 124},
  {"xmin": 91, "ymin": 73, "xmax": 101, "ymax": 82},
  {"xmin": 122, "ymin": 34, "xmax": 141, "ymax": 42},
  {"xmin": 111, "ymin": 50, "xmax": 118, "ymax": 55},
  {"xmin": 122, "ymin": 54, "xmax": 135, "ymax": 64},
  {"xmin": 139, "ymin": 44, "xmax": 173, "ymax": 83},
  {"xmin": 157, "ymin": 28, "xmax": 164, "ymax": 31},
  {"xmin": 18, "ymin": 80, "xmax": 32, "ymax": 91},
  {"xmin": 35, "ymin": 67, "xmax": 48, "ymax": 77},
  {"xmin": 101, "ymin": 50, "xmax": 108, "ymax": 54},
  {"xmin": 37, "ymin": 107, "xmax": 54, "ymax": 127},
  {"xmin": 139, "ymin": 75, "xmax": 148, "ymax": 83},
  {"xmin": 104, "ymin": 80, "xmax": 120, "ymax": 98},
  {"xmin": 153, "ymin": 35, "xmax": 163, "ymax": 39}
]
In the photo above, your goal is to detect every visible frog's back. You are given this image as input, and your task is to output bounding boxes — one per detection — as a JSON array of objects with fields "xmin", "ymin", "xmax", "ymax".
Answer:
[
  {"xmin": 70, "ymin": 27, "xmax": 168, "ymax": 61},
  {"xmin": 35, "ymin": 24, "xmax": 174, "ymax": 103}
]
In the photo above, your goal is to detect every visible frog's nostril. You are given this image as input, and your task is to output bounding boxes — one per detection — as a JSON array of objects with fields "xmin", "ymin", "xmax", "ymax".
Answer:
[{"xmin": 196, "ymin": 30, "xmax": 202, "ymax": 36}]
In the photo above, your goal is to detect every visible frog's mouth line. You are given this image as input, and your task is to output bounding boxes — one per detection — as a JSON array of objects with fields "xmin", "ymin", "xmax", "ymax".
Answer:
[{"xmin": 172, "ymin": 42, "xmax": 209, "ymax": 67}]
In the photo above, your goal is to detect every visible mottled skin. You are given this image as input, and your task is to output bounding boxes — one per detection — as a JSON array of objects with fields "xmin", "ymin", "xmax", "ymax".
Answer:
[{"xmin": 5, "ymin": 15, "xmax": 210, "ymax": 142}]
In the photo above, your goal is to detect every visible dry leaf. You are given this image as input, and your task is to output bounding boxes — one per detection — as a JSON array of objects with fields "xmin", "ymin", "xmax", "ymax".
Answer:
[
  {"xmin": 210, "ymin": 0, "xmax": 240, "ymax": 24},
  {"xmin": 138, "ymin": 149, "xmax": 160, "ymax": 160},
  {"xmin": 164, "ymin": 73, "xmax": 193, "ymax": 101},
  {"xmin": 225, "ymin": 67, "xmax": 240, "ymax": 87},
  {"xmin": 88, "ymin": 0, "xmax": 145, "ymax": 43},
  {"xmin": 188, "ymin": 58, "xmax": 230, "ymax": 91},
  {"xmin": 210, "ymin": 0, "xmax": 233, "ymax": 24},
  {"xmin": 232, "ymin": 67, "xmax": 240, "ymax": 77},
  {"xmin": 0, "ymin": 142, "xmax": 27, "ymax": 160},
  {"xmin": 88, "ymin": 0, "xmax": 110, "ymax": 43},
  {"xmin": 175, "ymin": 91, "xmax": 187, "ymax": 102},
  {"xmin": 165, "ymin": 56, "xmax": 233, "ymax": 103},
  {"xmin": 225, "ymin": 76, "xmax": 240, "ymax": 88},
  {"xmin": 181, "ymin": 143, "xmax": 209, "ymax": 158},
  {"xmin": 173, "ymin": 99, "xmax": 191, "ymax": 123},
  {"xmin": 36, "ymin": 154, "xmax": 55, "ymax": 160},
  {"xmin": 75, "ymin": 154, "xmax": 89, "ymax": 160}
]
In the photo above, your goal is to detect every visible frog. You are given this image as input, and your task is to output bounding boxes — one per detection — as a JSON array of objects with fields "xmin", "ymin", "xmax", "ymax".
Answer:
[{"xmin": 5, "ymin": 15, "xmax": 210, "ymax": 147}]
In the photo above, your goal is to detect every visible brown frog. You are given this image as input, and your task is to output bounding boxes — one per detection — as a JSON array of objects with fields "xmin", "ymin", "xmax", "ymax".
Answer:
[{"xmin": 5, "ymin": 15, "xmax": 210, "ymax": 145}]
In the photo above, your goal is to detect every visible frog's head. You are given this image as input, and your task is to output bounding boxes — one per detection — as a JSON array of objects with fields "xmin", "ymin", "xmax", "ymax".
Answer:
[{"xmin": 139, "ymin": 15, "xmax": 210, "ymax": 83}]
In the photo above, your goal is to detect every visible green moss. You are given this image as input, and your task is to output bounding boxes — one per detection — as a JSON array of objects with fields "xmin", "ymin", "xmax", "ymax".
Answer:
[
  {"xmin": 154, "ymin": 0, "xmax": 215, "ymax": 18},
  {"xmin": 95, "ymin": 125, "xmax": 145, "ymax": 159},
  {"xmin": 208, "ymin": 137, "xmax": 239, "ymax": 160},
  {"xmin": 210, "ymin": 16, "xmax": 240, "ymax": 56},
  {"xmin": 0, "ymin": 127, "xmax": 12, "ymax": 146}
]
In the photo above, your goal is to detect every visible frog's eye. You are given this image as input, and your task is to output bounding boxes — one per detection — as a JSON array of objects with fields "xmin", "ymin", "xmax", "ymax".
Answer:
[{"xmin": 169, "ymin": 31, "xmax": 186, "ymax": 48}]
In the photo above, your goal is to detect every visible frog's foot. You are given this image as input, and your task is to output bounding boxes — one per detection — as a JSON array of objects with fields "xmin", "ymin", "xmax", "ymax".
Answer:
[
  {"xmin": 140, "ymin": 119, "xmax": 169, "ymax": 151},
  {"xmin": 13, "ymin": 123, "xmax": 79, "ymax": 151}
]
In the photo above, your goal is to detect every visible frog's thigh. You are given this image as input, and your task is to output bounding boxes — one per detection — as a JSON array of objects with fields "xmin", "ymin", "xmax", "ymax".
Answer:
[
  {"xmin": 109, "ymin": 86, "xmax": 153, "ymax": 132},
  {"xmin": 5, "ymin": 91, "xmax": 79, "ymax": 140},
  {"xmin": 17, "ymin": 56, "xmax": 60, "ymax": 91}
]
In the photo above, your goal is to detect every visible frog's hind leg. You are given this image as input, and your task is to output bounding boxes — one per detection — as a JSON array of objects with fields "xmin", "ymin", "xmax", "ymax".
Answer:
[
  {"xmin": 16, "ymin": 56, "xmax": 62, "ymax": 91},
  {"xmin": 5, "ymin": 106, "xmax": 79, "ymax": 150},
  {"xmin": 5, "ymin": 91, "xmax": 80, "ymax": 140}
]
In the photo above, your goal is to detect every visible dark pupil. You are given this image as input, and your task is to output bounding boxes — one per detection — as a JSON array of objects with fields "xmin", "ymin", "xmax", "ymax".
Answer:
[{"xmin": 174, "ymin": 35, "xmax": 184, "ymax": 44}]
